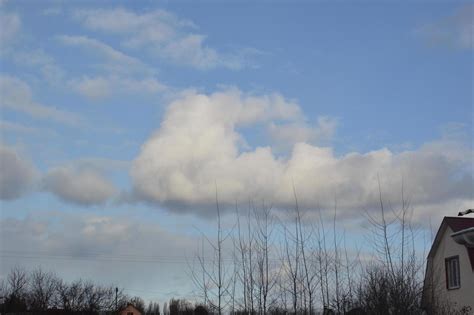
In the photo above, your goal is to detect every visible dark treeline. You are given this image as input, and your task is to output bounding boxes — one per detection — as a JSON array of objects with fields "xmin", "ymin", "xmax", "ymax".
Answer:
[
  {"xmin": 0, "ymin": 267, "xmax": 211, "ymax": 315},
  {"xmin": 0, "ymin": 266, "xmax": 123, "ymax": 314}
]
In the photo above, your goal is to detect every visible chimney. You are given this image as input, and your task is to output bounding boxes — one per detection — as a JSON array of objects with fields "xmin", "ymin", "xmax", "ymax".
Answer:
[{"xmin": 458, "ymin": 209, "xmax": 474, "ymax": 216}]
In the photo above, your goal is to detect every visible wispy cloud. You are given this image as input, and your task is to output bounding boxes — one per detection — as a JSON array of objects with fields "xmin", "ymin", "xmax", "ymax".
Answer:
[
  {"xmin": 0, "ymin": 75, "xmax": 83, "ymax": 126},
  {"xmin": 13, "ymin": 49, "xmax": 65, "ymax": 85},
  {"xmin": 0, "ymin": 120, "xmax": 58, "ymax": 137},
  {"xmin": 73, "ymin": 7, "xmax": 257, "ymax": 70},
  {"xmin": 42, "ymin": 7, "xmax": 62, "ymax": 16},
  {"xmin": 0, "ymin": 10, "xmax": 20, "ymax": 50},
  {"xmin": 57, "ymin": 35, "xmax": 151, "ymax": 75},
  {"xmin": 415, "ymin": 4, "xmax": 473, "ymax": 50},
  {"xmin": 57, "ymin": 35, "xmax": 168, "ymax": 100},
  {"xmin": 68, "ymin": 75, "xmax": 166, "ymax": 100}
]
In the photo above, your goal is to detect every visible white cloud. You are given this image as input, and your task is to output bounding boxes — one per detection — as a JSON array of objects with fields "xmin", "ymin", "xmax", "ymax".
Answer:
[
  {"xmin": 131, "ymin": 89, "xmax": 473, "ymax": 221},
  {"xmin": 13, "ymin": 49, "xmax": 65, "ymax": 85},
  {"xmin": 73, "ymin": 8, "xmax": 253, "ymax": 70},
  {"xmin": 75, "ymin": 7, "xmax": 193, "ymax": 38},
  {"xmin": 268, "ymin": 116, "xmax": 338, "ymax": 150},
  {"xmin": 70, "ymin": 76, "xmax": 110, "ymax": 100},
  {"xmin": 415, "ymin": 4, "xmax": 474, "ymax": 50},
  {"xmin": 43, "ymin": 166, "xmax": 117, "ymax": 206},
  {"xmin": 0, "ymin": 144, "xmax": 37, "ymax": 200},
  {"xmin": 0, "ymin": 10, "xmax": 20, "ymax": 48},
  {"xmin": 69, "ymin": 75, "xmax": 166, "ymax": 100},
  {"xmin": 0, "ymin": 75, "xmax": 82, "ymax": 126},
  {"xmin": 160, "ymin": 34, "xmax": 235, "ymax": 70},
  {"xmin": 57, "ymin": 35, "xmax": 167, "ymax": 99},
  {"xmin": 0, "ymin": 120, "xmax": 59, "ymax": 138},
  {"xmin": 57, "ymin": 35, "xmax": 150, "ymax": 75},
  {"xmin": 50, "ymin": 157, "xmax": 130, "ymax": 174},
  {"xmin": 42, "ymin": 7, "xmax": 62, "ymax": 16},
  {"xmin": 0, "ymin": 120, "xmax": 38, "ymax": 134}
]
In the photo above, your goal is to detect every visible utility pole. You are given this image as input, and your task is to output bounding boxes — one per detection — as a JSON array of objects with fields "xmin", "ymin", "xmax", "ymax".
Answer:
[{"xmin": 115, "ymin": 287, "xmax": 118, "ymax": 311}]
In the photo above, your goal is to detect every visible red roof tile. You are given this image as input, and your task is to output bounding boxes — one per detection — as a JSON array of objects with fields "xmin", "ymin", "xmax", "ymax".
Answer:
[{"xmin": 444, "ymin": 216, "xmax": 474, "ymax": 232}]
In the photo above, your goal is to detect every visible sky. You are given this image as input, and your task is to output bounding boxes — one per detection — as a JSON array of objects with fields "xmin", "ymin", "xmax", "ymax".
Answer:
[{"xmin": 0, "ymin": 0, "xmax": 473, "ymax": 305}]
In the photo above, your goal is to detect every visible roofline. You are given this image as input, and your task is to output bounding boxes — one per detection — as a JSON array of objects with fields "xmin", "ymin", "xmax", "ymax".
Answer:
[{"xmin": 427, "ymin": 216, "xmax": 474, "ymax": 259}]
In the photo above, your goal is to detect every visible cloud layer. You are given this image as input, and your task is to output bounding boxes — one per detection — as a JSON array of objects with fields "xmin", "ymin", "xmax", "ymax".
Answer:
[
  {"xmin": 73, "ymin": 8, "xmax": 250, "ymax": 70},
  {"xmin": 43, "ymin": 166, "xmax": 117, "ymax": 206},
  {"xmin": 57, "ymin": 35, "xmax": 167, "ymax": 100},
  {"xmin": 0, "ymin": 10, "xmax": 20, "ymax": 49},
  {"xmin": 416, "ymin": 4, "xmax": 473, "ymax": 50},
  {"xmin": 0, "ymin": 212, "xmax": 199, "ymax": 300},
  {"xmin": 0, "ymin": 75, "xmax": 81, "ymax": 125},
  {"xmin": 0, "ymin": 145, "xmax": 120, "ymax": 206},
  {"xmin": 0, "ymin": 145, "xmax": 37, "ymax": 200},
  {"xmin": 131, "ymin": 89, "xmax": 473, "ymax": 218}
]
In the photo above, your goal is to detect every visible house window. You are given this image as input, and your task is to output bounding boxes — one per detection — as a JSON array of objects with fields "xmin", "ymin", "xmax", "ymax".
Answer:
[
  {"xmin": 445, "ymin": 255, "xmax": 460, "ymax": 289},
  {"xmin": 127, "ymin": 312, "xmax": 133, "ymax": 315}
]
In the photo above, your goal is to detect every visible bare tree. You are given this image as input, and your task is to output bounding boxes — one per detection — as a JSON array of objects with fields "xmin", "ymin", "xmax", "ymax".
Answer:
[
  {"xmin": 193, "ymin": 189, "xmax": 233, "ymax": 315},
  {"xmin": 316, "ymin": 209, "xmax": 330, "ymax": 311},
  {"xmin": 146, "ymin": 301, "xmax": 161, "ymax": 315},
  {"xmin": 7, "ymin": 266, "xmax": 28, "ymax": 299},
  {"xmin": 247, "ymin": 203, "xmax": 256, "ymax": 315},
  {"xmin": 3, "ymin": 266, "xmax": 29, "ymax": 312},
  {"xmin": 190, "ymin": 236, "xmax": 211, "ymax": 307},
  {"xmin": 282, "ymin": 194, "xmax": 301, "ymax": 315},
  {"xmin": 331, "ymin": 200, "xmax": 342, "ymax": 314},
  {"xmin": 56, "ymin": 279, "xmax": 86, "ymax": 311},
  {"xmin": 254, "ymin": 202, "xmax": 277, "ymax": 315},
  {"xmin": 234, "ymin": 205, "xmax": 249, "ymax": 313},
  {"xmin": 28, "ymin": 268, "xmax": 59, "ymax": 311},
  {"xmin": 297, "ymin": 208, "xmax": 320, "ymax": 315},
  {"xmin": 356, "ymin": 180, "xmax": 424, "ymax": 314}
]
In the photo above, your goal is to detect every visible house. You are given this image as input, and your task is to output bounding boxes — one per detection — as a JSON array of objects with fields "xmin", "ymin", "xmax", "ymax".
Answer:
[
  {"xmin": 422, "ymin": 216, "xmax": 474, "ymax": 313},
  {"xmin": 120, "ymin": 303, "xmax": 142, "ymax": 315}
]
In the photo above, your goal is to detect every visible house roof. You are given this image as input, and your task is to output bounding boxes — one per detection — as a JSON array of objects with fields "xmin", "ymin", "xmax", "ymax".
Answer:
[
  {"xmin": 428, "ymin": 216, "xmax": 474, "ymax": 270},
  {"xmin": 444, "ymin": 216, "xmax": 474, "ymax": 233},
  {"xmin": 120, "ymin": 303, "xmax": 142, "ymax": 315}
]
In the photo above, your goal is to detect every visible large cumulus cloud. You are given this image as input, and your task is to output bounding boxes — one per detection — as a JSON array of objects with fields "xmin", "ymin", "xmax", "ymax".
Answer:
[
  {"xmin": 131, "ymin": 89, "xmax": 473, "ymax": 217},
  {"xmin": 0, "ymin": 145, "xmax": 37, "ymax": 200}
]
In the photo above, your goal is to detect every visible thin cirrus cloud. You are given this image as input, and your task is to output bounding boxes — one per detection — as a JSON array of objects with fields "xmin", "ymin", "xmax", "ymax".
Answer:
[
  {"xmin": 131, "ymin": 88, "xmax": 473, "ymax": 220},
  {"xmin": 0, "ymin": 144, "xmax": 38, "ymax": 200},
  {"xmin": 57, "ymin": 35, "xmax": 151, "ymax": 75},
  {"xmin": 13, "ymin": 49, "xmax": 65, "ymax": 85},
  {"xmin": 68, "ymin": 75, "xmax": 167, "ymax": 100},
  {"xmin": 42, "ymin": 166, "xmax": 117, "ymax": 206},
  {"xmin": 73, "ymin": 7, "xmax": 254, "ymax": 70},
  {"xmin": 415, "ymin": 4, "xmax": 473, "ymax": 50},
  {"xmin": 57, "ymin": 35, "xmax": 168, "ymax": 100},
  {"xmin": 0, "ymin": 10, "xmax": 21, "ymax": 50},
  {"xmin": 0, "ymin": 75, "xmax": 82, "ymax": 126}
]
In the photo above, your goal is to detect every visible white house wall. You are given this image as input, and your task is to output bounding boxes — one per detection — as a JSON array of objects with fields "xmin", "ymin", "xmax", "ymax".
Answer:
[{"xmin": 431, "ymin": 226, "xmax": 474, "ymax": 311}]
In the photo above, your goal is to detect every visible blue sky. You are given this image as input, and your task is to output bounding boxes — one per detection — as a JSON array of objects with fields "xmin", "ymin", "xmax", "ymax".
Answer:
[{"xmin": 0, "ymin": 0, "xmax": 473, "ymax": 305}]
